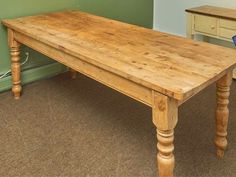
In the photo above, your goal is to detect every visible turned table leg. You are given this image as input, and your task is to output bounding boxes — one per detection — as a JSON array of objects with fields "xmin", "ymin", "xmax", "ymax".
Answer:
[
  {"xmin": 11, "ymin": 43, "xmax": 21, "ymax": 99},
  {"xmin": 215, "ymin": 72, "xmax": 232, "ymax": 158},
  {"xmin": 157, "ymin": 129, "xmax": 175, "ymax": 177},
  {"xmin": 152, "ymin": 91, "xmax": 178, "ymax": 177},
  {"xmin": 8, "ymin": 29, "xmax": 22, "ymax": 99},
  {"xmin": 70, "ymin": 68, "xmax": 77, "ymax": 79}
]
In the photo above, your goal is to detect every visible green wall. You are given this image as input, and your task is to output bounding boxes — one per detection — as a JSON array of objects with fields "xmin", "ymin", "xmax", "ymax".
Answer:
[
  {"xmin": 76, "ymin": 0, "xmax": 153, "ymax": 28},
  {"xmin": 0, "ymin": 0, "xmax": 153, "ymax": 92},
  {"xmin": 0, "ymin": 0, "xmax": 77, "ymax": 92},
  {"xmin": 0, "ymin": 0, "xmax": 77, "ymax": 74}
]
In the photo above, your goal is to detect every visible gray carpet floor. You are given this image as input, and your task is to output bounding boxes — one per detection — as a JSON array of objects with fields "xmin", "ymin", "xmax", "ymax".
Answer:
[{"xmin": 0, "ymin": 72, "xmax": 235, "ymax": 177}]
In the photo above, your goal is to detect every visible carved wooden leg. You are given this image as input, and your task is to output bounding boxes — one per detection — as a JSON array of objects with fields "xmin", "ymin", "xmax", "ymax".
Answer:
[
  {"xmin": 8, "ymin": 29, "xmax": 22, "ymax": 99},
  {"xmin": 157, "ymin": 129, "xmax": 175, "ymax": 177},
  {"xmin": 10, "ymin": 42, "xmax": 22, "ymax": 100},
  {"xmin": 152, "ymin": 91, "xmax": 178, "ymax": 177},
  {"xmin": 215, "ymin": 72, "xmax": 232, "ymax": 158},
  {"xmin": 70, "ymin": 68, "xmax": 77, "ymax": 79}
]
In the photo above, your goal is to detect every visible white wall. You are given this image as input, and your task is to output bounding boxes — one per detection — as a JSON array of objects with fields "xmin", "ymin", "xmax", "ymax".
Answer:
[{"xmin": 154, "ymin": 0, "xmax": 236, "ymax": 37}]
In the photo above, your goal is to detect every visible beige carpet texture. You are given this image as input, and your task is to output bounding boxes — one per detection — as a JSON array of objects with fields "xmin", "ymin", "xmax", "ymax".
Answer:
[{"xmin": 0, "ymin": 72, "xmax": 235, "ymax": 177}]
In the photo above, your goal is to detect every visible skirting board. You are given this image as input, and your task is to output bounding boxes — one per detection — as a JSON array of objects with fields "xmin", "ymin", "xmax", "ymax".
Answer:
[{"xmin": 0, "ymin": 62, "xmax": 67, "ymax": 93}]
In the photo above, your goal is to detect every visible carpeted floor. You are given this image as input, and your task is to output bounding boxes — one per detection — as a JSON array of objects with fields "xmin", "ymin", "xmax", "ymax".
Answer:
[{"xmin": 0, "ymin": 72, "xmax": 235, "ymax": 177}]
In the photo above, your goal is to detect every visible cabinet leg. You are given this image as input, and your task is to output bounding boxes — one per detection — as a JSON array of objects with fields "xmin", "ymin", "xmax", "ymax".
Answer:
[
  {"xmin": 215, "ymin": 72, "xmax": 232, "ymax": 158},
  {"xmin": 10, "ymin": 43, "xmax": 22, "ymax": 100},
  {"xmin": 186, "ymin": 13, "xmax": 194, "ymax": 40}
]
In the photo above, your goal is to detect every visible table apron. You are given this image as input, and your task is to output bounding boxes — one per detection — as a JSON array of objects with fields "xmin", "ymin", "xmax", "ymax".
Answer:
[{"xmin": 14, "ymin": 32, "xmax": 153, "ymax": 107}]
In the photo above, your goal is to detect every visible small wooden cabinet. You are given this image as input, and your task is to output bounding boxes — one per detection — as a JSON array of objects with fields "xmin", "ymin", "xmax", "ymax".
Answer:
[{"xmin": 186, "ymin": 6, "xmax": 236, "ymax": 78}]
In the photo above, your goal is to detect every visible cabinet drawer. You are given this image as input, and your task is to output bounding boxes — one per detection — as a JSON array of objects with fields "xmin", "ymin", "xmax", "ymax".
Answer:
[
  {"xmin": 220, "ymin": 19, "xmax": 236, "ymax": 30},
  {"xmin": 194, "ymin": 14, "xmax": 217, "ymax": 35},
  {"xmin": 219, "ymin": 28, "xmax": 236, "ymax": 39}
]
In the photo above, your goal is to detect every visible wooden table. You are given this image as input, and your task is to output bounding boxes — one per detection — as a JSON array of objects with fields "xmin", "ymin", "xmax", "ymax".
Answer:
[
  {"xmin": 186, "ymin": 5, "xmax": 236, "ymax": 78},
  {"xmin": 2, "ymin": 11, "xmax": 236, "ymax": 177}
]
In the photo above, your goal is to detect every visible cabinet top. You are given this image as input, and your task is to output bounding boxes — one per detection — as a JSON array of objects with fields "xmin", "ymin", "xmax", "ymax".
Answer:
[{"xmin": 186, "ymin": 5, "xmax": 236, "ymax": 21}]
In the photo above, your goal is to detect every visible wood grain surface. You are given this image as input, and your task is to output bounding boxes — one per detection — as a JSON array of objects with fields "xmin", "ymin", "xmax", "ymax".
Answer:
[{"xmin": 3, "ymin": 10, "xmax": 236, "ymax": 101}]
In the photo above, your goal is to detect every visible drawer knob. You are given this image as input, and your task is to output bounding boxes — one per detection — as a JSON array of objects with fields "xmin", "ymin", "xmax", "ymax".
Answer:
[{"xmin": 211, "ymin": 25, "xmax": 215, "ymax": 29}]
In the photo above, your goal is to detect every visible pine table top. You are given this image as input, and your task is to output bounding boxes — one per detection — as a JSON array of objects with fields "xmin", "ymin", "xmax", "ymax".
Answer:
[{"xmin": 3, "ymin": 11, "xmax": 236, "ymax": 100}]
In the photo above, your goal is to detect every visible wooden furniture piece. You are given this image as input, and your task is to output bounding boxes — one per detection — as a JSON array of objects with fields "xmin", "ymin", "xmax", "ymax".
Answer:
[
  {"xmin": 2, "ymin": 11, "xmax": 236, "ymax": 177},
  {"xmin": 186, "ymin": 5, "xmax": 236, "ymax": 78}
]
